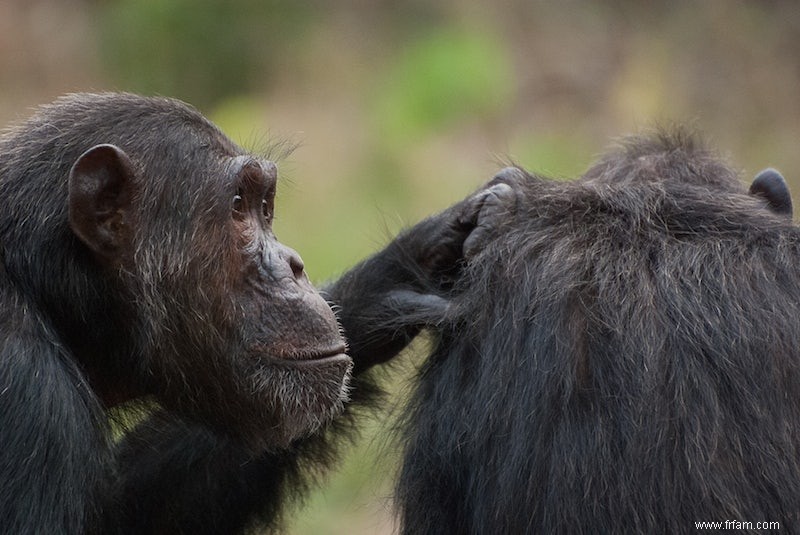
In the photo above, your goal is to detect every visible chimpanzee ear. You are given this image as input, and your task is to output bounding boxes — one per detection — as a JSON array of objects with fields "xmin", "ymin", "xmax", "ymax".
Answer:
[
  {"xmin": 68, "ymin": 144, "xmax": 136, "ymax": 261},
  {"xmin": 749, "ymin": 168, "xmax": 793, "ymax": 219}
]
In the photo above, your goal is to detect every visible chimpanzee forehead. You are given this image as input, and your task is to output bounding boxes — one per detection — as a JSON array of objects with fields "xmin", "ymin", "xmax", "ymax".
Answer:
[
  {"xmin": 228, "ymin": 155, "xmax": 277, "ymax": 180},
  {"xmin": 214, "ymin": 154, "xmax": 278, "ymax": 198}
]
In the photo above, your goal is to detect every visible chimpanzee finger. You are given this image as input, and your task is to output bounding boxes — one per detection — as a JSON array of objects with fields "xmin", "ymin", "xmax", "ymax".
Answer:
[
  {"xmin": 383, "ymin": 289, "xmax": 451, "ymax": 325},
  {"xmin": 462, "ymin": 181, "xmax": 520, "ymax": 259},
  {"xmin": 487, "ymin": 165, "xmax": 529, "ymax": 188},
  {"xmin": 457, "ymin": 166, "xmax": 527, "ymax": 228}
]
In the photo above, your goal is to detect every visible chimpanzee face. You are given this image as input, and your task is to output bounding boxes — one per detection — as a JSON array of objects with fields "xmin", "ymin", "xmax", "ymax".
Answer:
[{"xmin": 67, "ymin": 125, "xmax": 351, "ymax": 451}]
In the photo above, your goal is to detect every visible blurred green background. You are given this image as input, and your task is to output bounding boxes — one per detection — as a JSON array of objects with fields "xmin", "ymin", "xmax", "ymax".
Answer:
[{"xmin": 2, "ymin": 0, "xmax": 800, "ymax": 533}]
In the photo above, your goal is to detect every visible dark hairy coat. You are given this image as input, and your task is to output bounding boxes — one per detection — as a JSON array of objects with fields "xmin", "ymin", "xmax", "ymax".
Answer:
[{"xmin": 398, "ymin": 132, "xmax": 800, "ymax": 534}]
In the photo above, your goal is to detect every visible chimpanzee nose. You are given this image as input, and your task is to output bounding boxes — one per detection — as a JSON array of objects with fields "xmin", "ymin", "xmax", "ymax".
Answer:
[
  {"xmin": 266, "ymin": 242, "xmax": 307, "ymax": 282},
  {"xmin": 287, "ymin": 250, "xmax": 305, "ymax": 280}
]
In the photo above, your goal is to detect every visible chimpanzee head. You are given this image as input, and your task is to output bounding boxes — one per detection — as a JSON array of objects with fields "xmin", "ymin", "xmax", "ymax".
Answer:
[{"xmin": 1, "ymin": 93, "xmax": 350, "ymax": 451}]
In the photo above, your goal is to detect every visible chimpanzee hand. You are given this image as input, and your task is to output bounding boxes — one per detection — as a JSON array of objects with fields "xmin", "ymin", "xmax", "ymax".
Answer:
[
  {"xmin": 324, "ymin": 169, "xmax": 524, "ymax": 372},
  {"xmin": 390, "ymin": 166, "xmax": 526, "ymax": 297},
  {"xmin": 464, "ymin": 167, "xmax": 527, "ymax": 258},
  {"xmin": 411, "ymin": 180, "xmax": 520, "ymax": 284}
]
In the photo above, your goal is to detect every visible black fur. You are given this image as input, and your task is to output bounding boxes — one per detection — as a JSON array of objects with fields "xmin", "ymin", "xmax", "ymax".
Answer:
[
  {"xmin": 0, "ymin": 92, "xmax": 497, "ymax": 534},
  {"xmin": 397, "ymin": 132, "xmax": 800, "ymax": 534}
]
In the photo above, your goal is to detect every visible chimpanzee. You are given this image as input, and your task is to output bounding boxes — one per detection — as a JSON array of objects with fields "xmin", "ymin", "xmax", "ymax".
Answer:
[
  {"xmin": 397, "ymin": 131, "xmax": 800, "ymax": 533},
  {"xmin": 0, "ymin": 92, "xmax": 510, "ymax": 534}
]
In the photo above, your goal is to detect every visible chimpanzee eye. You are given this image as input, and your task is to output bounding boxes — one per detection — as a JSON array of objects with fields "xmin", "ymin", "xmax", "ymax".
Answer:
[
  {"xmin": 232, "ymin": 191, "xmax": 244, "ymax": 214},
  {"xmin": 262, "ymin": 199, "xmax": 273, "ymax": 221}
]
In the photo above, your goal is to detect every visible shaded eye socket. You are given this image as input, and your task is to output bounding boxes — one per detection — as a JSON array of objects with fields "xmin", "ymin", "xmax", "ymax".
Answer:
[{"xmin": 232, "ymin": 184, "xmax": 274, "ymax": 222}]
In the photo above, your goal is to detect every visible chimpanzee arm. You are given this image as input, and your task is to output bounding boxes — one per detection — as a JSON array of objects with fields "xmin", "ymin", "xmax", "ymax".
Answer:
[
  {"xmin": 108, "ymin": 363, "xmax": 386, "ymax": 535},
  {"xmin": 107, "ymin": 412, "xmax": 283, "ymax": 534},
  {"xmin": 0, "ymin": 288, "xmax": 109, "ymax": 535},
  {"xmin": 323, "ymin": 179, "xmax": 519, "ymax": 372},
  {"xmin": 108, "ymin": 386, "xmax": 382, "ymax": 535}
]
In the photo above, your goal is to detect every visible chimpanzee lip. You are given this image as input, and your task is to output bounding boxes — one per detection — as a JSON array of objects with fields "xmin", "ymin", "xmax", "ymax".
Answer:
[
  {"xmin": 287, "ymin": 352, "xmax": 351, "ymax": 367},
  {"xmin": 249, "ymin": 342, "xmax": 350, "ymax": 365},
  {"xmin": 261, "ymin": 344, "xmax": 350, "ymax": 366}
]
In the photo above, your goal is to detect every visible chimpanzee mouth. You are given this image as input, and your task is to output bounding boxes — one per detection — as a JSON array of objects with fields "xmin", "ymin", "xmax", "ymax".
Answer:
[
  {"xmin": 286, "ymin": 349, "xmax": 351, "ymax": 367},
  {"xmin": 249, "ymin": 343, "xmax": 351, "ymax": 367}
]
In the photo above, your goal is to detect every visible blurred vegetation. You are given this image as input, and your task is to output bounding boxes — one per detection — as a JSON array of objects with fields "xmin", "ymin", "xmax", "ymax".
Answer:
[
  {"xmin": 97, "ymin": 0, "xmax": 315, "ymax": 107},
  {"xmin": 372, "ymin": 28, "xmax": 514, "ymax": 146},
  {"xmin": 2, "ymin": 0, "xmax": 800, "ymax": 532}
]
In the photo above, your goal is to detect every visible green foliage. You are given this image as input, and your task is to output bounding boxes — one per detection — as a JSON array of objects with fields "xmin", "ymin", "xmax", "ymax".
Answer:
[
  {"xmin": 373, "ymin": 28, "xmax": 514, "ymax": 146},
  {"xmin": 97, "ymin": 0, "xmax": 314, "ymax": 108}
]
